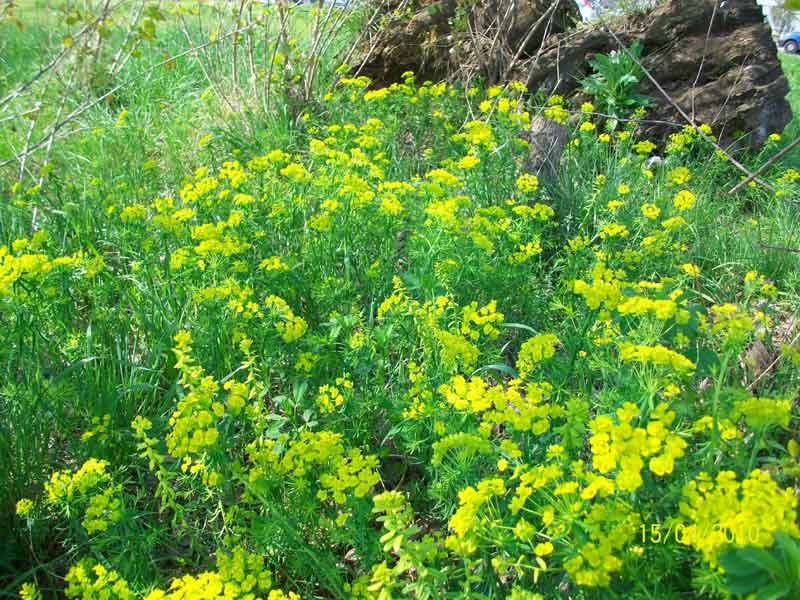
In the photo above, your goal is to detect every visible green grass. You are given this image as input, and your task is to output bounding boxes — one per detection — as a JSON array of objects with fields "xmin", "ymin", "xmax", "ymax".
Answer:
[{"xmin": 2, "ymin": 5, "xmax": 800, "ymax": 600}]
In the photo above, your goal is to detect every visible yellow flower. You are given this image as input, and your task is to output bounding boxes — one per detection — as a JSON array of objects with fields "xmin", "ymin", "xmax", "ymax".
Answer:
[
  {"xmin": 599, "ymin": 223, "xmax": 629, "ymax": 239},
  {"xmin": 681, "ymin": 263, "xmax": 700, "ymax": 277},
  {"xmin": 517, "ymin": 333, "xmax": 559, "ymax": 376},
  {"xmin": 667, "ymin": 167, "xmax": 691, "ymax": 185},
  {"xmin": 633, "ymin": 140, "xmax": 656, "ymax": 155},
  {"xmin": 259, "ymin": 256, "xmax": 289, "ymax": 271},
  {"xmin": 641, "ymin": 203, "xmax": 660, "ymax": 219},
  {"xmin": 732, "ymin": 397, "xmax": 791, "ymax": 429},
  {"xmin": 618, "ymin": 342, "xmax": 696, "ymax": 374},
  {"xmin": 363, "ymin": 88, "xmax": 390, "ymax": 102},
  {"xmin": 534, "ymin": 542, "xmax": 554, "ymax": 556},
  {"xmin": 673, "ymin": 189, "xmax": 696, "ymax": 211},
  {"xmin": 16, "ymin": 498, "xmax": 34, "ymax": 516},
  {"xmin": 516, "ymin": 173, "xmax": 539, "ymax": 194},
  {"xmin": 19, "ymin": 583, "xmax": 40, "ymax": 600}
]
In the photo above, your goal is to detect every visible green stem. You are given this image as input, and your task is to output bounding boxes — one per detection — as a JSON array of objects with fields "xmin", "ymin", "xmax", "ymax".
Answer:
[
  {"xmin": 562, "ymin": 309, "xmax": 596, "ymax": 388},
  {"xmin": 707, "ymin": 351, "xmax": 731, "ymax": 472},
  {"xmin": 746, "ymin": 426, "xmax": 765, "ymax": 475}
]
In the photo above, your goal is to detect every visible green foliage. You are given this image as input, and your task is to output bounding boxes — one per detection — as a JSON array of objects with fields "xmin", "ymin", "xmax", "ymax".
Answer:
[
  {"xmin": 581, "ymin": 41, "xmax": 650, "ymax": 128},
  {"xmin": 3, "ymin": 8, "xmax": 800, "ymax": 600},
  {"xmin": 719, "ymin": 533, "xmax": 800, "ymax": 599}
]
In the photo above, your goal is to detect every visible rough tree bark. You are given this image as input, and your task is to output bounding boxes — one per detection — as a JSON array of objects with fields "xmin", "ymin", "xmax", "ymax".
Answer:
[{"xmin": 352, "ymin": 0, "xmax": 580, "ymax": 85}]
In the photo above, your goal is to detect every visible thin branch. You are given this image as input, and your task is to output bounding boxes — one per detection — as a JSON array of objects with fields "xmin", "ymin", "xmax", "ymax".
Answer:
[
  {"xmin": 728, "ymin": 135, "xmax": 800, "ymax": 194},
  {"xmin": 746, "ymin": 325, "xmax": 800, "ymax": 391},
  {"xmin": 505, "ymin": 0, "xmax": 561, "ymax": 81},
  {"xmin": 758, "ymin": 242, "xmax": 800, "ymax": 254}
]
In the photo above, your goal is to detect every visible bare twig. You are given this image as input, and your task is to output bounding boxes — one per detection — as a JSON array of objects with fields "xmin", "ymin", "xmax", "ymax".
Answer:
[
  {"xmin": 338, "ymin": 0, "xmax": 405, "ymax": 86},
  {"xmin": 505, "ymin": 0, "xmax": 562, "ymax": 81},
  {"xmin": 177, "ymin": 11, "xmax": 241, "ymax": 125},
  {"xmin": 109, "ymin": 0, "xmax": 148, "ymax": 77},
  {"xmin": 758, "ymin": 243, "xmax": 800, "ymax": 254},
  {"xmin": 232, "ymin": 0, "xmax": 247, "ymax": 88},
  {"xmin": 18, "ymin": 117, "xmax": 37, "ymax": 183},
  {"xmin": 728, "ymin": 136, "xmax": 800, "ymax": 194},
  {"xmin": 746, "ymin": 326, "xmax": 800, "ymax": 391}
]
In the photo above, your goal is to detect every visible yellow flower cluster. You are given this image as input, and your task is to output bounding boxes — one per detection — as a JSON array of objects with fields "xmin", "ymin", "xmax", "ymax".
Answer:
[
  {"xmin": 633, "ymin": 140, "xmax": 656, "ymax": 154},
  {"xmin": 438, "ymin": 376, "xmax": 559, "ymax": 433},
  {"xmin": 446, "ymin": 478, "xmax": 505, "ymax": 554},
  {"xmin": 190, "ymin": 211, "xmax": 250, "ymax": 258},
  {"xmin": 179, "ymin": 168, "xmax": 221, "ymax": 204},
  {"xmin": 264, "ymin": 295, "xmax": 308, "ymax": 342},
  {"xmin": 45, "ymin": 458, "xmax": 112, "ymax": 504},
  {"xmin": 673, "ymin": 190, "xmax": 696, "ymax": 211},
  {"xmin": 616, "ymin": 295, "xmax": 685, "ymax": 321},
  {"xmin": 618, "ymin": 342, "xmax": 696, "ymax": 374},
  {"xmin": 516, "ymin": 333, "xmax": 559, "ymax": 376},
  {"xmin": 143, "ymin": 545, "xmax": 298, "ymax": 600},
  {"xmin": 167, "ymin": 331, "xmax": 222, "ymax": 463},
  {"xmin": 451, "ymin": 119, "xmax": 495, "ymax": 149},
  {"xmin": 573, "ymin": 262, "xmax": 626, "ymax": 311},
  {"xmin": 0, "ymin": 244, "xmax": 86, "ymax": 296},
  {"xmin": 18, "ymin": 583, "xmax": 40, "ymax": 600},
  {"xmin": 599, "ymin": 223, "xmax": 630, "ymax": 239},
  {"xmin": 731, "ymin": 396, "xmax": 791, "ymax": 430},
  {"xmin": 563, "ymin": 501, "xmax": 640, "ymax": 587},
  {"xmin": 247, "ymin": 431, "xmax": 379, "ymax": 505},
  {"xmin": 435, "ymin": 329, "xmax": 480, "ymax": 372},
  {"xmin": 316, "ymin": 376, "xmax": 353, "ymax": 413},
  {"xmin": 279, "ymin": 162, "xmax": 312, "ymax": 183},
  {"xmin": 65, "ymin": 562, "xmax": 133, "ymax": 600},
  {"xmin": 640, "ymin": 203, "xmax": 660, "ymax": 219},
  {"xmin": 691, "ymin": 415, "xmax": 740, "ymax": 441},
  {"xmin": 508, "ymin": 240, "xmax": 543, "ymax": 264},
  {"xmin": 512, "ymin": 202, "xmax": 554, "ymax": 221},
  {"xmin": 247, "ymin": 149, "xmax": 290, "ymax": 171},
  {"xmin": 589, "ymin": 402, "xmax": 687, "ymax": 492},
  {"xmin": 516, "ymin": 173, "xmax": 539, "ymax": 194},
  {"xmin": 509, "ymin": 464, "xmax": 563, "ymax": 514},
  {"xmin": 460, "ymin": 300, "xmax": 504, "ymax": 340},
  {"xmin": 431, "ymin": 432, "xmax": 493, "ymax": 466},
  {"xmin": 258, "ymin": 256, "xmax": 289, "ymax": 271},
  {"xmin": 120, "ymin": 204, "xmax": 148, "ymax": 222},
  {"xmin": 678, "ymin": 470, "xmax": 800, "ymax": 566},
  {"xmin": 543, "ymin": 95, "xmax": 568, "ymax": 124},
  {"xmin": 16, "ymin": 498, "xmax": 34, "ymax": 517},
  {"xmin": 82, "ymin": 484, "xmax": 123, "ymax": 534},
  {"xmin": 710, "ymin": 303, "xmax": 753, "ymax": 346},
  {"xmin": 666, "ymin": 166, "xmax": 691, "ymax": 185}
]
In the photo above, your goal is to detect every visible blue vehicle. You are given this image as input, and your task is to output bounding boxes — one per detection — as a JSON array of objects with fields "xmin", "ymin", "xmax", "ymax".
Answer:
[{"xmin": 780, "ymin": 32, "xmax": 800, "ymax": 53}]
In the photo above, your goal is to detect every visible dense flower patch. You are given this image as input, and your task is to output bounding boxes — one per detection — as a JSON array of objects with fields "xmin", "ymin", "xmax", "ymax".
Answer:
[{"xmin": 6, "ymin": 73, "xmax": 800, "ymax": 599}]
